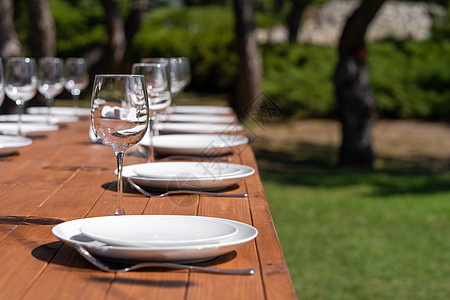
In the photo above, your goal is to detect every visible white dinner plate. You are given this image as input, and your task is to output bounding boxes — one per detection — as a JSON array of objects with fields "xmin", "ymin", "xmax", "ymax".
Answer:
[
  {"xmin": 52, "ymin": 215, "xmax": 258, "ymax": 262},
  {"xmin": 168, "ymin": 105, "xmax": 233, "ymax": 115},
  {"xmin": 140, "ymin": 134, "xmax": 248, "ymax": 156},
  {"xmin": 121, "ymin": 162, "xmax": 255, "ymax": 190},
  {"xmin": 0, "ymin": 114, "xmax": 79, "ymax": 124},
  {"xmin": 79, "ymin": 215, "xmax": 238, "ymax": 247},
  {"xmin": 157, "ymin": 123, "xmax": 243, "ymax": 134},
  {"xmin": 0, "ymin": 135, "xmax": 32, "ymax": 155},
  {"xmin": 0, "ymin": 122, "xmax": 59, "ymax": 135},
  {"xmin": 162, "ymin": 114, "xmax": 236, "ymax": 124},
  {"xmin": 27, "ymin": 106, "xmax": 91, "ymax": 116}
]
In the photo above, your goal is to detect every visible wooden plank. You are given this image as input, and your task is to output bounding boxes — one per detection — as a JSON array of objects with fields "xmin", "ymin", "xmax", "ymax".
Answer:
[{"xmin": 240, "ymin": 146, "xmax": 297, "ymax": 299}]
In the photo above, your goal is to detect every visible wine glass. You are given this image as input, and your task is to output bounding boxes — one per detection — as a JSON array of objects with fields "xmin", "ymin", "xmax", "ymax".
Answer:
[
  {"xmin": 4, "ymin": 57, "xmax": 38, "ymax": 136},
  {"xmin": 64, "ymin": 58, "xmax": 88, "ymax": 113},
  {"xmin": 132, "ymin": 63, "xmax": 172, "ymax": 162},
  {"xmin": 37, "ymin": 57, "xmax": 64, "ymax": 124},
  {"xmin": 0, "ymin": 58, "xmax": 4, "ymax": 107},
  {"xmin": 91, "ymin": 75, "xmax": 149, "ymax": 215},
  {"xmin": 169, "ymin": 58, "xmax": 184, "ymax": 99}
]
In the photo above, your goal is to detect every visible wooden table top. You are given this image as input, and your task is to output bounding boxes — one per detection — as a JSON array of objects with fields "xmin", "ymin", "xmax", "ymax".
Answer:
[{"xmin": 0, "ymin": 116, "xmax": 296, "ymax": 299}]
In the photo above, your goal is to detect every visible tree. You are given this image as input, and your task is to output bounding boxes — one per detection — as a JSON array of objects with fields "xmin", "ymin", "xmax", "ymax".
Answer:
[
  {"xmin": 333, "ymin": 0, "xmax": 386, "ymax": 168},
  {"xmin": 96, "ymin": 0, "xmax": 148, "ymax": 73},
  {"xmin": 286, "ymin": 0, "xmax": 313, "ymax": 43},
  {"xmin": 232, "ymin": 0, "xmax": 263, "ymax": 120},
  {"xmin": 0, "ymin": 0, "xmax": 22, "ymax": 58},
  {"xmin": 25, "ymin": 0, "xmax": 56, "ymax": 58}
]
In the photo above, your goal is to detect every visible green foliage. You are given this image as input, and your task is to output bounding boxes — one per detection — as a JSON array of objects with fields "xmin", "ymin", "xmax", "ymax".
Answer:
[
  {"xmin": 262, "ymin": 43, "xmax": 337, "ymax": 118},
  {"xmin": 50, "ymin": 0, "xmax": 107, "ymax": 56},
  {"xmin": 129, "ymin": 6, "xmax": 238, "ymax": 92},
  {"xmin": 43, "ymin": 3, "xmax": 450, "ymax": 120}
]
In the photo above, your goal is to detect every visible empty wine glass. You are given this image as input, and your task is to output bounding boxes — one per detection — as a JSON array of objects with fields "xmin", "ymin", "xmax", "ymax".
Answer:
[
  {"xmin": 4, "ymin": 57, "xmax": 38, "ymax": 136},
  {"xmin": 169, "ymin": 58, "xmax": 184, "ymax": 99},
  {"xmin": 91, "ymin": 75, "xmax": 149, "ymax": 215},
  {"xmin": 0, "ymin": 58, "xmax": 4, "ymax": 107},
  {"xmin": 38, "ymin": 57, "xmax": 64, "ymax": 124},
  {"xmin": 132, "ymin": 63, "xmax": 171, "ymax": 162},
  {"xmin": 65, "ymin": 58, "xmax": 88, "ymax": 113}
]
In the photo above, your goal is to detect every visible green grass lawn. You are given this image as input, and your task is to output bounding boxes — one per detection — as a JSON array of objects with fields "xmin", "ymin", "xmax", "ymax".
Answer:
[{"xmin": 253, "ymin": 127, "xmax": 450, "ymax": 299}]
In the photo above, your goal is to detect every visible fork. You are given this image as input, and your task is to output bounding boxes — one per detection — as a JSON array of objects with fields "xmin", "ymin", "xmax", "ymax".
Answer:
[
  {"xmin": 127, "ymin": 178, "xmax": 248, "ymax": 198},
  {"xmin": 75, "ymin": 244, "xmax": 254, "ymax": 275}
]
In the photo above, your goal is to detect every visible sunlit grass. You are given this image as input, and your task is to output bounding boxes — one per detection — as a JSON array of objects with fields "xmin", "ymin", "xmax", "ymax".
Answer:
[{"xmin": 260, "ymin": 162, "xmax": 450, "ymax": 299}]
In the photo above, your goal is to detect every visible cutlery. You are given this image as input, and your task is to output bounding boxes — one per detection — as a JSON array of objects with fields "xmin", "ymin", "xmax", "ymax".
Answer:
[
  {"xmin": 127, "ymin": 178, "xmax": 248, "ymax": 198},
  {"xmin": 75, "ymin": 244, "xmax": 255, "ymax": 275}
]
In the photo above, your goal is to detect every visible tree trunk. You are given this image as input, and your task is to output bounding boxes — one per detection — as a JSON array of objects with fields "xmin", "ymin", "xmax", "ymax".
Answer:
[
  {"xmin": 333, "ymin": 0, "xmax": 386, "ymax": 169},
  {"xmin": 286, "ymin": 0, "xmax": 311, "ymax": 44},
  {"xmin": 0, "ymin": 0, "xmax": 22, "ymax": 58},
  {"xmin": 100, "ymin": 0, "xmax": 127, "ymax": 73},
  {"xmin": 125, "ymin": 0, "xmax": 148, "ymax": 44},
  {"xmin": 25, "ymin": 0, "xmax": 56, "ymax": 58},
  {"xmin": 232, "ymin": 0, "xmax": 262, "ymax": 120}
]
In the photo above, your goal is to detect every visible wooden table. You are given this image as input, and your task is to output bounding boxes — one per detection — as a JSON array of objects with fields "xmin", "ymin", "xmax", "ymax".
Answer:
[{"xmin": 0, "ymin": 117, "xmax": 296, "ymax": 299}]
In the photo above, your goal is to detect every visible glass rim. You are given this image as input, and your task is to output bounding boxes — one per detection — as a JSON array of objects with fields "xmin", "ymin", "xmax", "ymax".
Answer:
[
  {"xmin": 132, "ymin": 62, "xmax": 164, "ymax": 67},
  {"xmin": 94, "ymin": 74, "xmax": 145, "ymax": 78}
]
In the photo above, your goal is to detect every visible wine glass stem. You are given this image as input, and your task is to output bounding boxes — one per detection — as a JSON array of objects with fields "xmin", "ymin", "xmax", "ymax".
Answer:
[
  {"xmin": 46, "ymin": 95, "xmax": 53, "ymax": 125},
  {"xmin": 72, "ymin": 91, "xmax": 79, "ymax": 112},
  {"xmin": 147, "ymin": 116, "xmax": 155, "ymax": 163},
  {"xmin": 16, "ymin": 99, "xmax": 24, "ymax": 136},
  {"xmin": 114, "ymin": 149, "xmax": 126, "ymax": 215}
]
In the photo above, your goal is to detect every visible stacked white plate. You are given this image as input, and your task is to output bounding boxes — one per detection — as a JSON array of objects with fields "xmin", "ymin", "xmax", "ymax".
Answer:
[
  {"xmin": 0, "ymin": 114, "xmax": 79, "ymax": 124},
  {"xmin": 0, "ymin": 135, "xmax": 32, "ymax": 155},
  {"xmin": 27, "ymin": 106, "xmax": 91, "ymax": 117},
  {"xmin": 168, "ymin": 105, "xmax": 233, "ymax": 115},
  {"xmin": 0, "ymin": 122, "xmax": 59, "ymax": 135},
  {"xmin": 140, "ymin": 134, "xmax": 248, "ymax": 156},
  {"xmin": 162, "ymin": 114, "xmax": 236, "ymax": 124},
  {"xmin": 121, "ymin": 162, "xmax": 255, "ymax": 190},
  {"xmin": 52, "ymin": 215, "xmax": 258, "ymax": 262},
  {"xmin": 157, "ymin": 123, "xmax": 242, "ymax": 135}
]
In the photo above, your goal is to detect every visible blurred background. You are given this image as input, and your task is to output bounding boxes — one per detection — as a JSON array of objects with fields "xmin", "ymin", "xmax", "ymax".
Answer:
[{"xmin": 1, "ymin": 0, "xmax": 450, "ymax": 298}]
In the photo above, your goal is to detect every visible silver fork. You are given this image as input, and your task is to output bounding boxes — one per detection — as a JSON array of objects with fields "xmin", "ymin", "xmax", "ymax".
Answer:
[
  {"xmin": 75, "ymin": 244, "xmax": 254, "ymax": 275},
  {"xmin": 127, "ymin": 178, "xmax": 248, "ymax": 198}
]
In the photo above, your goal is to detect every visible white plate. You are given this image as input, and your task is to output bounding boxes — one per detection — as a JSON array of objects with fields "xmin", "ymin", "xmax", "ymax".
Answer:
[
  {"xmin": 0, "ymin": 114, "xmax": 79, "ymax": 124},
  {"xmin": 163, "ymin": 114, "xmax": 236, "ymax": 124},
  {"xmin": 0, "ymin": 122, "xmax": 59, "ymax": 135},
  {"xmin": 0, "ymin": 135, "xmax": 32, "ymax": 155},
  {"xmin": 140, "ymin": 134, "xmax": 248, "ymax": 156},
  {"xmin": 133, "ymin": 162, "xmax": 243, "ymax": 179},
  {"xmin": 27, "ymin": 106, "xmax": 91, "ymax": 116},
  {"xmin": 52, "ymin": 215, "xmax": 258, "ymax": 262},
  {"xmin": 121, "ymin": 162, "xmax": 255, "ymax": 190},
  {"xmin": 79, "ymin": 215, "xmax": 238, "ymax": 247},
  {"xmin": 158, "ymin": 123, "xmax": 242, "ymax": 134},
  {"xmin": 168, "ymin": 105, "xmax": 233, "ymax": 115}
]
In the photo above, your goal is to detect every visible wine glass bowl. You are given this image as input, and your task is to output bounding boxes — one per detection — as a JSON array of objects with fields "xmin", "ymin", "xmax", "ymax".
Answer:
[
  {"xmin": 91, "ymin": 75, "xmax": 149, "ymax": 215},
  {"xmin": 37, "ymin": 57, "xmax": 65, "ymax": 123},
  {"xmin": 65, "ymin": 58, "xmax": 89, "ymax": 111},
  {"xmin": 132, "ymin": 63, "xmax": 172, "ymax": 162},
  {"xmin": 4, "ymin": 57, "xmax": 38, "ymax": 136}
]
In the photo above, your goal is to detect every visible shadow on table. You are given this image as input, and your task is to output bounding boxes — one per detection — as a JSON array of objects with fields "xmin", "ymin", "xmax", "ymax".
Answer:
[{"xmin": 0, "ymin": 215, "xmax": 64, "ymax": 226}]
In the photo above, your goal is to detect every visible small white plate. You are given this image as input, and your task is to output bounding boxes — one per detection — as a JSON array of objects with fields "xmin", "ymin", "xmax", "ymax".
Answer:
[
  {"xmin": 140, "ymin": 134, "xmax": 248, "ymax": 156},
  {"xmin": 168, "ymin": 105, "xmax": 233, "ymax": 115},
  {"xmin": 0, "ymin": 135, "xmax": 32, "ymax": 155},
  {"xmin": 121, "ymin": 162, "xmax": 255, "ymax": 190},
  {"xmin": 158, "ymin": 123, "xmax": 242, "ymax": 134},
  {"xmin": 0, "ymin": 122, "xmax": 59, "ymax": 135},
  {"xmin": 0, "ymin": 114, "xmax": 79, "ymax": 124},
  {"xmin": 27, "ymin": 106, "xmax": 91, "ymax": 116},
  {"xmin": 79, "ymin": 215, "xmax": 238, "ymax": 247},
  {"xmin": 52, "ymin": 215, "xmax": 258, "ymax": 262},
  {"xmin": 163, "ymin": 114, "xmax": 236, "ymax": 124}
]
